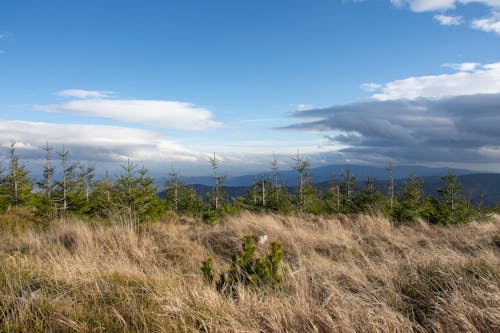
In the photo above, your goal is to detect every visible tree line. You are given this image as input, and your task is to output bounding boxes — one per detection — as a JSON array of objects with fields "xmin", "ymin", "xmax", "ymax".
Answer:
[{"xmin": 0, "ymin": 142, "xmax": 495, "ymax": 224}]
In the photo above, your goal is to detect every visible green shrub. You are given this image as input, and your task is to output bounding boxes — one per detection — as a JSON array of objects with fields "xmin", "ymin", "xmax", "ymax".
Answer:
[
  {"xmin": 201, "ymin": 235, "xmax": 284, "ymax": 295},
  {"xmin": 200, "ymin": 257, "xmax": 214, "ymax": 283}
]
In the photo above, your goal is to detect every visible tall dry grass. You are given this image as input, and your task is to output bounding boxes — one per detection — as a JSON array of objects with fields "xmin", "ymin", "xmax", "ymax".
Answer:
[{"xmin": 0, "ymin": 212, "xmax": 499, "ymax": 332}]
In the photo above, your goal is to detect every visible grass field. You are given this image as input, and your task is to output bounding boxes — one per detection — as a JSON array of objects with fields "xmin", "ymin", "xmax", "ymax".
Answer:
[{"xmin": 1, "ymin": 212, "xmax": 499, "ymax": 332}]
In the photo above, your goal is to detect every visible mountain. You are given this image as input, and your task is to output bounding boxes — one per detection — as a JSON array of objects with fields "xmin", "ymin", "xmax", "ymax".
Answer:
[
  {"xmin": 157, "ymin": 164, "xmax": 477, "ymax": 187},
  {"xmin": 312, "ymin": 173, "xmax": 500, "ymax": 206},
  {"xmin": 178, "ymin": 173, "xmax": 500, "ymax": 206}
]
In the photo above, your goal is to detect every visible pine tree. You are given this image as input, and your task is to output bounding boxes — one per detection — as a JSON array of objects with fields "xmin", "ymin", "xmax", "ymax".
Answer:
[
  {"xmin": 89, "ymin": 169, "xmax": 113, "ymax": 217},
  {"xmin": 249, "ymin": 176, "xmax": 273, "ymax": 210},
  {"xmin": 425, "ymin": 171, "xmax": 475, "ymax": 224},
  {"xmin": 340, "ymin": 169, "xmax": 355, "ymax": 198},
  {"xmin": 353, "ymin": 177, "xmax": 387, "ymax": 214},
  {"xmin": 134, "ymin": 166, "xmax": 163, "ymax": 221},
  {"xmin": 164, "ymin": 171, "xmax": 202, "ymax": 215},
  {"xmin": 0, "ymin": 161, "xmax": 8, "ymax": 213},
  {"xmin": 393, "ymin": 175, "xmax": 425, "ymax": 222},
  {"xmin": 54, "ymin": 145, "xmax": 77, "ymax": 213},
  {"xmin": 38, "ymin": 141, "xmax": 55, "ymax": 199},
  {"xmin": 165, "ymin": 171, "xmax": 180, "ymax": 212},
  {"xmin": 436, "ymin": 172, "xmax": 474, "ymax": 224},
  {"xmin": 292, "ymin": 151, "xmax": 310, "ymax": 212},
  {"xmin": 79, "ymin": 164, "xmax": 95, "ymax": 203},
  {"xmin": 65, "ymin": 163, "xmax": 95, "ymax": 215},
  {"xmin": 339, "ymin": 169, "xmax": 356, "ymax": 213},
  {"xmin": 208, "ymin": 153, "xmax": 226, "ymax": 210},
  {"xmin": 112, "ymin": 161, "xmax": 163, "ymax": 222},
  {"xmin": 3, "ymin": 142, "xmax": 32, "ymax": 208},
  {"xmin": 325, "ymin": 172, "xmax": 341, "ymax": 213}
]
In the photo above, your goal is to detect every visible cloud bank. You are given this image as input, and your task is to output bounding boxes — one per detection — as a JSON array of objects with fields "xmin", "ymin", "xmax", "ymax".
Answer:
[
  {"xmin": 288, "ymin": 62, "xmax": 500, "ymax": 168},
  {"xmin": 0, "ymin": 120, "xmax": 204, "ymax": 164}
]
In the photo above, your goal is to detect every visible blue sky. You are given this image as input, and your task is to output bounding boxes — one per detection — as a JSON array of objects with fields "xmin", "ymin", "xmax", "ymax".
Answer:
[{"xmin": 1, "ymin": 0, "xmax": 500, "ymax": 175}]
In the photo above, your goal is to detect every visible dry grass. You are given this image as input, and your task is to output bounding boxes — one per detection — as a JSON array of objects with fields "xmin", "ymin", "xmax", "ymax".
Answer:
[{"xmin": 0, "ymin": 212, "xmax": 499, "ymax": 332}]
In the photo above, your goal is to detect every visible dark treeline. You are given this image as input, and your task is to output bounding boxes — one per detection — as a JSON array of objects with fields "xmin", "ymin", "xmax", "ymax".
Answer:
[{"xmin": 0, "ymin": 142, "xmax": 497, "ymax": 224}]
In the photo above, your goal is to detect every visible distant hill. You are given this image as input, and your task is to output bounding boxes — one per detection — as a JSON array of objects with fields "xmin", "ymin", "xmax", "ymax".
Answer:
[
  {"xmin": 315, "ymin": 173, "xmax": 500, "ymax": 206},
  {"xmin": 172, "ymin": 173, "xmax": 500, "ymax": 206},
  {"xmin": 156, "ymin": 164, "xmax": 477, "ymax": 187}
]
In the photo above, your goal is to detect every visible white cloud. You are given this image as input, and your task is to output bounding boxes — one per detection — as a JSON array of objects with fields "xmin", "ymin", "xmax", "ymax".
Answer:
[
  {"xmin": 371, "ymin": 62, "xmax": 500, "ymax": 100},
  {"xmin": 434, "ymin": 14, "xmax": 463, "ymax": 25},
  {"xmin": 56, "ymin": 89, "xmax": 114, "ymax": 99},
  {"xmin": 472, "ymin": 11, "xmax": 500, "ymax": 34},
  {"xmin": 360, "ymin": 83, "xmax": 383, "ymax": 92},
  {"xmin": 390, "ymin": 1, "xmax": 500, "ymax": 34},
  {"xmin": 0, "ymin": 120, "xmax": 203, "ymax": 164},
  {"xmin": 410, "ymin": 0, "xmax": 458, "ymax": 12},
  {"xmin": 36, "ymin": 94, "xmax": 222, "ymax": 131},
  {"xmin": 441, "ymin": 62, "xmax": 480, "ymax": 71},
  {"xmin": 393, "ymin": 0, "xmax": 500, "ymax": 12},
  {"xmin": 390, "ymin": 0, "xmax": 406, "ymax": 7},
  {"xmin": 296, "ymin": 104, "xmax": 314, "ymax": 111}
]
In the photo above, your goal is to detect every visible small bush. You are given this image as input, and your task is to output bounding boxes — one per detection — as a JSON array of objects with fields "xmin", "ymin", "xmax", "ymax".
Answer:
[{"xmin": 202, "ymin": 235, "xmax": 284, "ymax": 295}]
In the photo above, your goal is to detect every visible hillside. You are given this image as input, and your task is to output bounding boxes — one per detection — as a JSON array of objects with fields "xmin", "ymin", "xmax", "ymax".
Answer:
[
  {"xmin": 182, "ymin": 173, "xmax": 500, "ymax": 206},
  {"xmin": 1, "ymin": 212, "xmax": 499, "ymax": 332},
  {"xmin": 166, "ymin": 164, "xmax": 477, "ymax": 187}
]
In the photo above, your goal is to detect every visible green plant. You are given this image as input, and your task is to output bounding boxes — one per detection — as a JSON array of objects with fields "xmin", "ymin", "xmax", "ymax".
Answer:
[
  {"xmin": 201, "ymin": 235, "xmax": 284, "ymax": 295},
  {"xmin": 200, "ymin": 257, "xmax": 214, "ymax": 283}
]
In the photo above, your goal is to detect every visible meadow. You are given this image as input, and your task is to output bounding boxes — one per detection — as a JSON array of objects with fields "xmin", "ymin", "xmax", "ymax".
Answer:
[{"xmin": 1, "ymin": 211, "xmax": 499, "ymax": 332}]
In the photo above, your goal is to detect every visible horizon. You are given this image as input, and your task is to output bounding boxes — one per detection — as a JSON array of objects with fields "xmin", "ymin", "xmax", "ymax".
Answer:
[{"xmin": 1, "ymin": 0, "xmax": 500, "ymax": 175}]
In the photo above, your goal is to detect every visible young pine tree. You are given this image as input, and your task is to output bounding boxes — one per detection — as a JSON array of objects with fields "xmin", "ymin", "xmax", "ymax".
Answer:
[
  {"xmin": 33, "ymin": 142, "xmax": 57, "ymax": 219},
  {"xmin": 0, "ymin": 161, "xmax": 8, "ymax": 213},
  {"xmin": 426, "ymin": 172, "xmax": 475, "ymax": 224},
  {"xmin": 164, "ymin": 171, "xmax": 203, "ymax": 215},
  {"xmin": 353, "ymin": 177, "xmax": 388, "ymax": 214},
  {"xmin": 39, "ymin": 141, "xmax": 55, "ymax": 200},
  {"xmin": 339, "ymin": 169, "xmax": 356, "ymax": 213},
  {"xmin": 292, "ymin": 152, "xmax": 310, "ymax": 212},
  {"xmin": 393, "ymin": 175, "xmax": 425, "ymax": 222},
  {"xmin": 113, "ymin": 161, "xmax": 163, "ymax": 222},
  {"xmin": 53, "ymin": 145, "xmax": 78, "ymax": 214},
  {"xmin": 325, "ymin": 173, "xmax": 341, "ymax": 214},
  {"xmin": 208, "ymin": 153, "xmax": 226, "ymax": 210},
  {"xmin": 3, "ymin": 142, "xmax": 33, "ymax": 209}
]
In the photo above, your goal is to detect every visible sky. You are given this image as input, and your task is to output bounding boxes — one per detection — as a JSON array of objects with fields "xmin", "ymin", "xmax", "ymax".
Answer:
[{"xmin": 1, "ymin": 0, "xmax": 500, "ymax": 176}]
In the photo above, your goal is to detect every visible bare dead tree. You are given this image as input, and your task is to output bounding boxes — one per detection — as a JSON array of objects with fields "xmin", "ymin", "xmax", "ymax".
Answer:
[
  {"xmin": 271, "ymin": 153, "xmax": 280, "ymax": 202},
  {"xmin": 209, "ymin": 153, "xmax": 220, "ymax": 210},
  {"xmin": 386, "ymin": 162, "xmax": 395, "ymax": 210}
]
